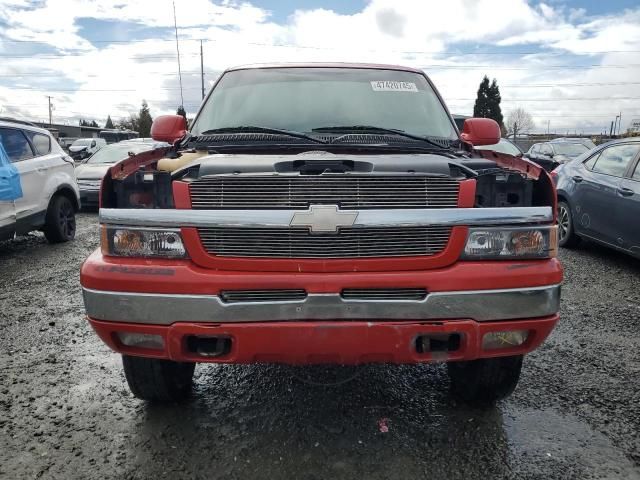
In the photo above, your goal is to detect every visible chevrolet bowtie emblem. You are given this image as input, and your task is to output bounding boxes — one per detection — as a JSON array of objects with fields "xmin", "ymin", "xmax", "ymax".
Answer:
[{"xmin": 290, "ymin": 205, "xmax": 359, "ymax": 233}]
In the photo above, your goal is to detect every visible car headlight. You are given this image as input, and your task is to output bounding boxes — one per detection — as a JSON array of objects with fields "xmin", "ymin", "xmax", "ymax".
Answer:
[
  {"xmin": 101, "ymin": 226, "xmax": 187, "ymax": 258},
  {"xmin": 462, "ymin": 226, "xmax": 557, "ymax": 259}
]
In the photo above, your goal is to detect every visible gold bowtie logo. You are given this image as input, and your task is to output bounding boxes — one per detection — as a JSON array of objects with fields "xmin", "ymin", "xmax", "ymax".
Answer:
[{"xmin": 290, "ymin": 205, "xmax": 359, "ymax": 233}]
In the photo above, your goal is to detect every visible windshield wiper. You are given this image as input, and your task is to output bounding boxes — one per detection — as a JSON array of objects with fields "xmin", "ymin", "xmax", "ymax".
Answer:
[
  {"xmin": 312, "ymin": 125, "xmax": 450, "ymax": 150},
  {"xmin": 199, "ymin": 126, "xmax": 326, "ymax": 144}
]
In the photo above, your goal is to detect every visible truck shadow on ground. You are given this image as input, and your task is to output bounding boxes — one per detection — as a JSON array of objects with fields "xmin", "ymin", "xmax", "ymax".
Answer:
[{"xmin": 124, "ymin": 363, "xmax": 512, "ymax": 479}]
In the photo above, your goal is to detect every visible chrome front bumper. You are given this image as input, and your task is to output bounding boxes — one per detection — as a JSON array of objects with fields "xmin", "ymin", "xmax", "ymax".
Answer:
[{"xmin": 82, "ymin": 284, "xmax": 561, "ymax": 325}]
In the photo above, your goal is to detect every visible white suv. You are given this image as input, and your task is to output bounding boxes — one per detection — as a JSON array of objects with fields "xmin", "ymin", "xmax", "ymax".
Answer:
[{"xmin": 0, "ymin": 119, "xmax": 80, "ymax": 243}]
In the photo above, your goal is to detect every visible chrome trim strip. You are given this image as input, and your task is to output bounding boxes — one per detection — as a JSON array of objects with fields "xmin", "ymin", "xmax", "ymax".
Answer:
[
  {"xmin": 99, "ymin": 206, "xmax": 553, "ymax": 229},
  {"xmin": 83, "ymin": 284, "xmax": 560, "ymax": 325}
]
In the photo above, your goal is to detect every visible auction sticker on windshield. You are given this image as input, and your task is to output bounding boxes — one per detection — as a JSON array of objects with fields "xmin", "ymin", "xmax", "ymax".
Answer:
[{"xmin": 371, "ymin": 81, "xmax": 418, "ymax": 92}]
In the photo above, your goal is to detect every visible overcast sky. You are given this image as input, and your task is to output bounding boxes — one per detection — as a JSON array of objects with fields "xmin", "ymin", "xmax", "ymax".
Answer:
[{"xmin": 0, "ymin": 0, "xmax": 639, "ymax": 134}]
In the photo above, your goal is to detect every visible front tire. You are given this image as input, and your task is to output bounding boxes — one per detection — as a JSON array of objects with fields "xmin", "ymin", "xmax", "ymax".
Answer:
[
  {"xmin": 447, "ymin": 355, "xmax": 523, "ymax": 406},
  {"xmin": 122, "ymin": 355, "xmax": 195, "ymax": 402},
  {"xmin": 43, "ymin": 195, "xmax": 76, "ymax": 243},
  {"xmin": 558, "ymin": 200, "xmax": 580, "ymax": 248}
]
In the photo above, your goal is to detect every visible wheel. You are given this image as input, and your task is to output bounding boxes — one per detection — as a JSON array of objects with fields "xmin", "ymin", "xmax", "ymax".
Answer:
[
  {"xmin": 447, "ymin": 355, "xmax": 523, "ymax": 406},
  {"xmin": 43, "ymin": 195, "xmax": 76, "ymax": 243},
  {"xmin": 122, "ymin": 355, "xmax": 195, "ymax": 402},
  {"xmin": 557, "ymin": 200, "xmax": 580, "ymax": 248}
]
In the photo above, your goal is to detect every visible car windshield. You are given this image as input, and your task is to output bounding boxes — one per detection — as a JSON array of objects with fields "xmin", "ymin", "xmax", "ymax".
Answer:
[
  {"xmin": 85, "ymin": 144, "xmax": 153, "ymax": 164},
  {"xmin": 554, "ymin": 143, "xmax": 588, "ymax": 156},
  {"xmin": 191, "ymin": 67, "xmax": 457, "ymax": 140},
  {"xmin": 475, "ymin": 138, "xmax": 521, "ymax": 156},
  {"xmin": 72, "ymin": 139, "xmax": 93, "ymax": 147}
]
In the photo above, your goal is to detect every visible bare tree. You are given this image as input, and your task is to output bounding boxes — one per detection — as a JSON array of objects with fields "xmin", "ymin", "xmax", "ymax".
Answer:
[{"xmin": 506, "ymin": 108, "xmax": 535, "ymax": 140}]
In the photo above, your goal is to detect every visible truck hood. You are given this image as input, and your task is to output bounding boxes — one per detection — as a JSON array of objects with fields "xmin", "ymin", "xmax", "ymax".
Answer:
[{"xmin": 168, "ymin": 151, "xmax": 499, "ymax": 179}]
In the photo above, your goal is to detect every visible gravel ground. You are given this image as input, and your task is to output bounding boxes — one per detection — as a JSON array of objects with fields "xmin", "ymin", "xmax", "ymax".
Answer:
[{"xmin": 1, "ymin": 212, "xmax": 639, "ymax": 480}]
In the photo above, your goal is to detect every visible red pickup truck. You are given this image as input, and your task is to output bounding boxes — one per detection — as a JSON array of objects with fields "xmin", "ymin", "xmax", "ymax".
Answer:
[{"xmin": 81, "ymin": 63, "xmax": 561, "ymax": 405}]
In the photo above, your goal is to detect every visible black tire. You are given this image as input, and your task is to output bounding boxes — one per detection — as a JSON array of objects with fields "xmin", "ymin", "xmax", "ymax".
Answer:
[
  {"xmin": 122, "ymin": 355, "xmax": 195, "ymax": 402},
  {"xmin": 43, "ymin": 195, "xmax": 76, "ymax": 243},
  {"xmin": 447, "ymin": 355, "xmax": 523, "ymax": 406},
  {"xmin": 558, "ymin": 200, "xmax": 580, "ymax": 248}
]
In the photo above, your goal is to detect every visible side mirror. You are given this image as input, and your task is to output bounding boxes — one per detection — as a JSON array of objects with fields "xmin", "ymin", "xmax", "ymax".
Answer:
[
  {"xmin": 151, "ymin": 115, "xmax": 187, "ymax": 144},
  {"xmin": 91, "ymin": 141, "xmax": 96, "ymax": 148},
  {"xmin": 461, "ymin": 118, "xmax": 501, "ymax": 146}
]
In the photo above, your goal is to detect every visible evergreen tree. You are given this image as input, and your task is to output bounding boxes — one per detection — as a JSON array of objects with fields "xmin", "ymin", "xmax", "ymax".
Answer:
[
  {"xmin": 176, "ymin": 105, "xmax": 187, "ymax": 122},
  {"xmin": 90, "ymin": 120, "xmax": 99, "ymax": 128},
  {"xmin": 473, "ymin": 76, "xmax": 504, "ymax": 130},
  {"xmin": 137, "ymin": 100, "xmax": 153, "ymax": 137},
  {"xmin": 105, "ymin": 115, "xmax": 114, "ymax": 129}
]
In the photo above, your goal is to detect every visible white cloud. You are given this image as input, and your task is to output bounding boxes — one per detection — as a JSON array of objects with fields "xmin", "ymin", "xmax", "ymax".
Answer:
[{"xmin": 0, "ymin": 0, "xmax": 639, "ymax": 133}]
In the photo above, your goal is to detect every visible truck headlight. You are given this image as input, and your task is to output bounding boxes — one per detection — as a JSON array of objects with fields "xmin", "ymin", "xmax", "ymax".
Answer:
[
  {"xmin": 101, "ymin": 226, "xmax": 187, "ymax": 258},
  {"xmin": 462, "ymin": 226, "xmax": 557, "ymax": 259}
]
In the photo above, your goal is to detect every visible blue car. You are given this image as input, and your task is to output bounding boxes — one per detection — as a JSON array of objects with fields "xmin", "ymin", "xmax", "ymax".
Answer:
[{"xmin": 554, "ymin": 138, "xmax": 640, "ymax": 257}]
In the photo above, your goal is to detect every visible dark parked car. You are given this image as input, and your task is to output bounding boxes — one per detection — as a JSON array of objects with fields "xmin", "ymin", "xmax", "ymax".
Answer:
[
  {"xmin": 475, "ymin": 138, "xmax": 523, "ymax": 157},
  {"xmin": 526, "ymin": 141, "xmax": 590, "ymax": 171},
  {"xmin": 554, "ymin": 138, "xmax": 640, "ymax": 257}
]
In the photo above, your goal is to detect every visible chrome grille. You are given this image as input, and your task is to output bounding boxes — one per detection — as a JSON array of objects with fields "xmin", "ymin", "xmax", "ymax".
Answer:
[
  {"xmin": 220, "ymin": 289, "xmax": 307, "ymax": 303},
  {"xmin": 341, "ymin": 288, "xmax": 427, "ymax": 301},
  {"xmin": 197, "ymin": 226, "xmax": 451, "ymax": 258},
  {"xmin": 189, "ymin": 175, "xmax": 460, "ymax": 209}
]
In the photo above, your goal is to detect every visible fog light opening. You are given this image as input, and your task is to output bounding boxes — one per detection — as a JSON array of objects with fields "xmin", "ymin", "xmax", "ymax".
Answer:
[
  {"xmin": 482, "ymin": 330, "xmax": 529, "ymax": 350},
  {"xmin": 117, "ymin": 332, "xmax": 165, "ymax": 350},
  {"xmin": 416, "ymin": 333, "xmax": 461, "ymax": 354},
  {"xmin": 186, "ymin": 336, "xmax": 232, "ymax": 358}
]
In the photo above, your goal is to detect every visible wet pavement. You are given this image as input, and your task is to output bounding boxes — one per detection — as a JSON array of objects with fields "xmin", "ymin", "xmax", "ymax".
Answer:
[{"xmin": 1, "ymin": 213, "xmax": 639, "ymax": 480}]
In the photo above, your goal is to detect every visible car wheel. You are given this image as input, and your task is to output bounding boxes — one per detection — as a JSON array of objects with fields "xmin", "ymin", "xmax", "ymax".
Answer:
[
  {"xmin": 122, "ymin": 355, "xmax": 195, "ymax": 402},
  {"xmin": 558, "ymin": 200, "xmax": 580, "ymax": 248},
  {"xmin": 43, "ymin": 195, "xmax": 76, "ymax": 243},
  {"xmin": 447, "ymin": 355, "xmax": 523, "ymax": 406}
]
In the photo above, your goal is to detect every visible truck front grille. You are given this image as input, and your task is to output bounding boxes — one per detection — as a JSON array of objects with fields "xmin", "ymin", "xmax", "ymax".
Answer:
[
  {"xmin": 341, "ymin": 288, "xmax": 428, "ymax": 300},
  {"xmin": 197, "ymin": 226, "xmax": 451, "ymax": 258},
  {"xmin": 220, "ymin": 289, "xmax": 307, "ymax": 303},
  {"xmin": 189, "ymin": 175, "xmax": 460, "ymax": 209}
]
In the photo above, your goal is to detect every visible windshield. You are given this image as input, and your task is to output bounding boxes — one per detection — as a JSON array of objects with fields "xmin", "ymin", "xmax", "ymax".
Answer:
[
  {"xmin": 475, "ymin": 138, "xmax": 521, "ymax": 156},
  {"xmin": 72, "ymin": 139, "xmax": 92, "ymax": 147},
  {"xmin": 554, "ymin": 143, "xmax": 588, "ymax": 156},
  {"xmin": 85, "ymin": 144, "xmax": 153, "ymax": 164},
  {"xmin": 191, "ymin": 67, "xmax": 457, "ymax": 140}
]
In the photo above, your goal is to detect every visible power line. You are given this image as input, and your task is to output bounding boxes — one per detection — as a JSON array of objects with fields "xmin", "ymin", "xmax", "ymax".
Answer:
[{"xmin": 3, "ymin": 37, "xmax": 640, "ymax": 55}]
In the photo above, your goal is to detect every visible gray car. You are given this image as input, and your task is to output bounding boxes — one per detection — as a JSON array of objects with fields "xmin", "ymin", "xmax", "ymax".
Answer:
[
  {"xmin": 75, "ymin": 140, "xmax": 167, "ymax": 207},
  {"xmin": 554, "ymin": 138, "xmax": 640, "ymax": 258}
]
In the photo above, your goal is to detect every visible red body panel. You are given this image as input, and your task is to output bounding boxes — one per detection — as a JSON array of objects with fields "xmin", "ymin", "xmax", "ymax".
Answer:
[
  {"xmin": 88, "ymin": 315, "xmax": 559, "ymax": 365},
  {"xmin": 81, "ymin": 250, "xmax": 562, "ymax": 295}
]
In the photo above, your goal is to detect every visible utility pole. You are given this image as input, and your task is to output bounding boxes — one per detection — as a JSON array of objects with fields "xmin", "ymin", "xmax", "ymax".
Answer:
[
  {"xmin": 200, "ymin": 40, "xmax": 205, "ymax": 100},
  {"xmin": 609, "ymin": 121, "xmax": 614, "ymax": 137},
  {"xmin": 172, "ymin": 1, "xmax": 184, "ymax": 108},
  {"xmin": 46, "ymin": 96, "xmax": 53, "ymax": 125},
  {"xmin": 618, "ymin": 112, "xmax": 622, "ymax": 135},
  {"xmin": 547, "ymin": 120, "xmax": 550, "ymax": 136}
]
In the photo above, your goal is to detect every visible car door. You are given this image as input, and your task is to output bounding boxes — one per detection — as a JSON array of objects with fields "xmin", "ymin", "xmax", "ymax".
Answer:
[
  {"xmin": 23, "ymin": 129, "xmax": 67, "ymax": 216},
  {"xmin": 537, "ymin": 143, "xmax": 556, "ymax": 170},
  {"xmin": 0, "ymin": 127, "xmax": 40, "ymax": 222},
  {"xmin": 526, "ymin": 143, "xmax": 538, "ymax": 160},
  {"xmin": 0, "ymin": 127, "xmax": 51, "ymax": 222},
  {"xmin": 577, "ymin": 143, "xmax": 640, "ymax": 247},
  {"xmin": 617, "ymin": 152, "xmax": 640, "ymax": 255}
]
